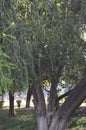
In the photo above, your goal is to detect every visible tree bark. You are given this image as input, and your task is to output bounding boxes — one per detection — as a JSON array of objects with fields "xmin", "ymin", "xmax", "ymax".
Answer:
[
  {"xmin": 31, "ymin": 73, "xmax": 86, "ymax": 130},
  {"xmin": 26, "ymin": 87, "xmax": 32, "ymax": 108},
  {"xmin": 48, "ymin": 62, "xmax": 64, "ymax": 112},
  {"xmin": 32, "ymin": 80, "xmax": 48, "ymax": 130},
  {"xmin": 48, "ymin": 79, "xmax": 57, "ymax": 112},
  {"xmin": 48, "ymin": 63, "xmax": 64, "ymax": 125},
  {"xmin": 50, "ymin": 75, "xmax": 86, "ymax": 130},
  {"xmin": 9, "ymin": 91, "xmax": 15, "ymax": 117}
]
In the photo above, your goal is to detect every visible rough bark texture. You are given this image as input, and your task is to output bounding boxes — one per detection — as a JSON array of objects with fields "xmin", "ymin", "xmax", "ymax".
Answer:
[
  {"xmin": 9, "ymin": 91, "xmax": 15, "ymax": 117},
  {"xmin": 26, "ymin": 87, "xmax": 32, "ymax": 108},
  {"xmin": 50, "ymin": 75, "xmax": 86, "ymax": 130}
]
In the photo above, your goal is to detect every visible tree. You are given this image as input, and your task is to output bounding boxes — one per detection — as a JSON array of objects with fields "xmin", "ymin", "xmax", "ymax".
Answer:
[
  {"xmin": 0, "ymin": 48, "xmax": 13, "ymax": 95},
  {"xmin": 0, "ymin": 0, "xmax": 29, "ymax": 116},
  {"xmin": 25, "ymin": 0, "xmax": 86, "ymax": 130},
  {"xmin": 1, "ymin": 0, "xmax": 86, "ymax": 129},
  {"xmin": 15, "ymin": 0, "xmax": 86, "ymax": 129}
]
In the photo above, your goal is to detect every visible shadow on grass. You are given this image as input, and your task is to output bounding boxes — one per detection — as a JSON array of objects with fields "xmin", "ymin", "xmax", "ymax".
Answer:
[{"xmin": 0, "ymin": 108, "xmax": 37, "ymax": 130}]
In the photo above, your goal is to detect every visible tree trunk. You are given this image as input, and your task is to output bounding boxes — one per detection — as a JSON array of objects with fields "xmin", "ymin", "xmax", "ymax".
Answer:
[
  {"xmin": 9, "ymin": 91, "xmax": 15, "ymax": 117},
  {"xmin": 0, "ymin": 90, "xmax": 5, "ymax": 101},
  {"xmin": 32, "ymin": 80, "xmax": 48, "ymax": 130},
  {"xmin": 50, "ymin": 75, "xmax": 86, "ymax": 130},
  {"xmin": 47, "ymin": 79, "xmax": 57, "ymax": 126},
  {"xmin": 36, "ymin": 115, "xmax": 48, "ymax": 130},
  {"xmin": 48, "ymin": 79, "xmax": 57, "ymax": 112},
  {"xmin": 48, "ymin": 62, "xmax": 64, "ymax": 112},
  {"xmin": 26, "ymin": 87, "xmax": 32, "ymax": 108}
]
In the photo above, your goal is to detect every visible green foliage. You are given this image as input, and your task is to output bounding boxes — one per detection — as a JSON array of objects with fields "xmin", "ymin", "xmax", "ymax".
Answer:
[
  {"xmin": 0, "ymin": 47, "xmax": 14, "ymax": 93},
  {"xmin": 0, "ymin": 0, "xmax": 30, "ymax": 92},
  {"xmin": 0, "ymin": 0, "xmax": 86, "ymax": 93}
]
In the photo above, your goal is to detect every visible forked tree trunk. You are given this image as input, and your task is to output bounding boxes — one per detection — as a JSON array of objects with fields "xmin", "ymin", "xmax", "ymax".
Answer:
[
  {"xmin": 26, "ymin": 87, "xmax": 32, "ymax": 108},
  {"xmin": 9, "ymin": 91, "xmax": 15, "ymax": 117},
  {"xmin": 50, "ymin": 75, "xmax": 86, "ymax": 130},
  {"xmin": 32, "ymin": 74, "xmax": 86, "ymax": 130}
]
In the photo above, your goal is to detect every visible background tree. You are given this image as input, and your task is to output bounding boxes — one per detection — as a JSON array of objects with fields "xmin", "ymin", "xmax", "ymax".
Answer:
[{"xmin": 0, "ymin": 0, "xmax": 29, "ymax": 116}]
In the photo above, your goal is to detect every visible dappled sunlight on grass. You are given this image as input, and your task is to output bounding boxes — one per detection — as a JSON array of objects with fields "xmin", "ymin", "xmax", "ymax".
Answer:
[{"xmin": 68, "ymin": 117, "xmax": 86, "ymax": 130}]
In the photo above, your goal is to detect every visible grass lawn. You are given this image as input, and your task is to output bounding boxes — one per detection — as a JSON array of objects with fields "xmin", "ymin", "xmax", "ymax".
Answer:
[
  {"xmin": 0, "ymin": 108, "xmax": 37, "ymax": 130},
  {"xmin": 0, "ymin": 107, "xmax": 86, "ymax": 130},
  {"xmin": 67, "ymin": 117, "xmax": 86, "ymax": 130}
]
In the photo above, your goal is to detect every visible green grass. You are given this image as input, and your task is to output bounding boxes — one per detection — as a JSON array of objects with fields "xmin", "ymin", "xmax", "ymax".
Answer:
[
  {"xmin": 0, "ymin": 108, "xmax": 37, "ymax": 130},
  {"xmin": 67, "ymin": 117, "xmax": 86, "ymax": 130},
  {"xmin": 0, "ymin": 108, "xmax": 86, "ymax": 130}
]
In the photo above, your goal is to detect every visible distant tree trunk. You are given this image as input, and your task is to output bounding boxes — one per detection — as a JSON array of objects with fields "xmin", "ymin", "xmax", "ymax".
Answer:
[
  {"xmin": 2, "ymin": 91, "xmax": 5, "ymax": 101},
  {"xmin": 50, "ymin": 75, "xmax": 86, "ymax": 130},
  {"xmin": 0, "ymin": 90, "xmax": 5, "ymax": 101},
  {"xmin": 9, "ymin": 91, "xmax": 15, "ymax": 117},
  {"xmin": 26, "ymin": 87, "xmax": 32, "ymax": 108}
]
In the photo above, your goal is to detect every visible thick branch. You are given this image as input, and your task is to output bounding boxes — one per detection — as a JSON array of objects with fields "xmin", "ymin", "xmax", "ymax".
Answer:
[
  {"xmin": 57, "ymin": 88, "xmax": 74, "ymax": 102},
  {"xmin": 50, "ymin": 75, "xmax": 86, "ymax": 130}
]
